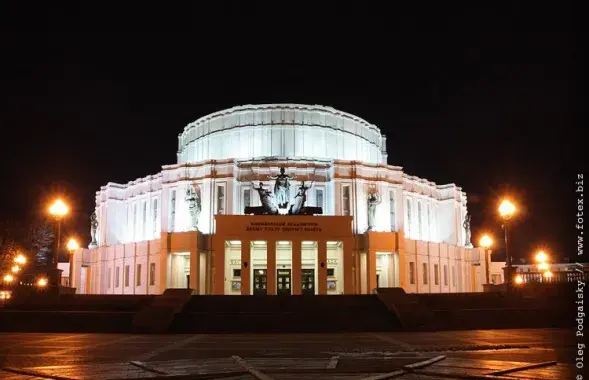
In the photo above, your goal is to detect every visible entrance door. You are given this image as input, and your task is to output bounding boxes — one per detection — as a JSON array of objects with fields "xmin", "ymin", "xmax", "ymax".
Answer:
[
  {"xmin": 277, "ymin": 269, "xmax": 291, "ymax": 295},
  {"xmin": 302, "ymin": 269, "xmax": 315, "ymax": 295},
  {"xmin": 253, "ymin": 269, "xmax": 267, "ymax": 295}
]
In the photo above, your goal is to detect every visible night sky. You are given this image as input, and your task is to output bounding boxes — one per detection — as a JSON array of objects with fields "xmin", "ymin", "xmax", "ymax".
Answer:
[{"xmin": 0, "ymin": 3, "xmax": 582, "ymax": 263}]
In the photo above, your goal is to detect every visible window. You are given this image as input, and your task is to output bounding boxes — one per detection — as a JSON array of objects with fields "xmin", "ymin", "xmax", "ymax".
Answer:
[
  {"xmin": 434, "ymin": 264, "xmax": 439, "ymax": 285},
  {"xmin": 149, "ymin": 263, "xmax": 156, "ymax": 286},
  {"xmin": 107, "ymin": 267, "xmax": 112, "ymax": 289},
  {"xmin": 233, "ymin": 269, "xmax": 242, "ymax": 278},
  {"xmin": 342, "ymin": 185, "xmax": 351, "ymax": 215},
  {"xmin": 409, "ymin": 262, "xmax": 415, "ymax": 284},
  {"xmin": 427, "ymin": 204, "xmax": 431, "ymax": 240},
  {"xmin": 406, "ymin": 199, "xmax": 412, "ymax": 235},
  {"xmin": 152, "ymin": 199, "xmax": 158, "ymax": 236},
  {"xmin": 124, "ymin": 265, "xmax": 130, "ymax": 287},
  {"xmin": 327, "ymin": 268, "xmax": 335, "ymax": 277},
  {"xmin": 452, "ymin": 266, "xmax": 456, "ymax": 286},
  {"xmin": 142, "ymin": 201, "xmax": 147, "ymax": 238},
  {"xmin": 418, "ymin": 201, "xmax": 423, "ymax": 239},
  {"xmin": 389, "ymin": 190, "xmax": 396, "ymax": 231},
  {"xmin": 443, "ymin": 265, "xmax": 448, "ymax": 286},
  {"xmin": 170, "ymin": 190, "xmax": 176, "ymax": 232},
  {"xmin": 217, "ymin": 185, "xmax": 225, "ymax": 214},
  {"xmin": 423, "ymin": 263, "xmax": 428, "ymax": 285},
  {"xmin": 136, "ymin": 264, "xmax": 142, "ymax": 286},
  {"xmin": 243, "ymin": 188, "xmax": 251, "ymax": 210},
  {"xmin": 133, "ymin": 203, "xmax": 137, "ymax": 239},
  {"xmin": 115, "ymin": 266, "xmax": 120, "ymax": 288},
  {"xmin": 316, "ymin": 188, "xmax": 324, "ymax": 209}
]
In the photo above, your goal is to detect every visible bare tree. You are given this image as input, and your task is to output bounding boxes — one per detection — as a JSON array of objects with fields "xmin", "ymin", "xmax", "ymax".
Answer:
[
  {"xmin": 29, "ymin": 219, "xmax": 55, "ymax": 266},
  {"xmin": 0, "ymin": 221, "xmax": 26, "ymax": 272}
]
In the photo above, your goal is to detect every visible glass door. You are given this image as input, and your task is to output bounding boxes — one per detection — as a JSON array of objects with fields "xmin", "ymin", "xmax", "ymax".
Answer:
[
  {"xmin": 301, "ymin": 269, "xmax": 315, "ymax": 295},
  {"xmin": 253, "ymin": 269, "xmax": 267, "ymax": 295},
  {"xmin": 277, "ymin": 269, "xmax": 291, "ymax": 295}
]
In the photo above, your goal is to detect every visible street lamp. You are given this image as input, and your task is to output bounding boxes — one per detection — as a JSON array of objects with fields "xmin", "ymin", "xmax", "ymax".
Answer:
[
  {"xmin": 14, "ymin": 253, "xmax": 27, "ymax": 265},
  {"xmin": 535, "ymin": 250, "xmax": 550, "ymax": 281},
  {"xmin": 66, "ymin": 237, "xmax": 79, "ymax": 288},
  {"xmin": 514, "ymin": 274, "xmax": 524, "ymax": 285},
  {"xmin": 11, "ymin": 265, "xmax": 20, "ymax": 274},
  {"xmin": 498, "ymin": 199, "xmax": 516, "ymax": 290},
  {"xmin": 49, "ymin": 198, "xmax": 69, "ymax": 272},
  {"xmin": 37, "ymin": 277, "xmax": 48, "ymax": 288},
  {"xmin": 479, "ymin": 234, "xmax": 493, "ymax": 285},
  {"xmin": 3, "ymin": 274, "xmax": 14, "ymax": 284}
]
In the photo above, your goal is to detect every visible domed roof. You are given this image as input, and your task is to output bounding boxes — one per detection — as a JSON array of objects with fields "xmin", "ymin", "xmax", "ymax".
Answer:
[{"xmin": 177, "ymin": 104, "xmax": 387, "ymax": 165}]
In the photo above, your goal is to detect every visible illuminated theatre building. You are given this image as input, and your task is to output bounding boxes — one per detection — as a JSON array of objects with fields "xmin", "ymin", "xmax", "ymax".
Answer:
[{"xmin": 73, "ymin": 104, "xmax": 488, "ymax": 296}]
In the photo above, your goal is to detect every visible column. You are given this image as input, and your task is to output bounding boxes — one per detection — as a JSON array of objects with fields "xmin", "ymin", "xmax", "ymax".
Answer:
[
  {"xmin": 318, "ymin": 240, "xmax": 327, "ymax": 295},
  {"xmin": 189, "ymin": 231, "xmax": 199, "ymax": 293},
  {"xmin": 396, "ymin": 231, "xmax": 407, "ymax": 289},
  {"xmin": 267, "ymin": 240, "xmax": 277, "ymax": 295},
  {"xmin": 292, "ymin": 239, "xmax": 302, "ymax": 295},
  {"xmin": 343, "ymin": 238, "xmax": 354, "ymax": 294},
  {"xmin": 158, "ymin": 232, "xmax": 170, "ymax": 294},
  {"xmin": 241, "ymin": 240, "xmax": 251, "ymax": 295},
  {"xmin": 367, "ymin": 249, "xmax": 377, "ymax": 293},
  {"xmin": 212, "ymin": 236, "xmax": 225, "ymax": 295}
]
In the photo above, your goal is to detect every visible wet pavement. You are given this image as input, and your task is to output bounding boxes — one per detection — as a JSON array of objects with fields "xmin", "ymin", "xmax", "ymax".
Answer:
[{"xmin": 0, "ymin": 328, "xmax": 575, "ymax": 369}]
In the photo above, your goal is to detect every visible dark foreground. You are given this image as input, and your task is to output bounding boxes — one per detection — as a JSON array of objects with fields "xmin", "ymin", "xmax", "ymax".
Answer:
[{"xmin": 0, "ymin": 329, "xmax": 577, "ymax": 379}]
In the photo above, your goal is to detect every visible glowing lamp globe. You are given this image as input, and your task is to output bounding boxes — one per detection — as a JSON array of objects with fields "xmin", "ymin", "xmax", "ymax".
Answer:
[
  {"xmin": 66, "ymin": 238, "xmax": 80, "ymax": 252},
  {"xmin": 49, "ymin": 199, "xmax": 69, "ymax": 218},
  {"xmin": 479, "ymin": 235, "xmax": 493, "ymax": 249},
  {"xmin": 535, "ymin": 251, "xmax": 548, "ymax": 263},
  {"xmin": 498, "ymin": 199, "xmax": 516, "ymax": 219}
]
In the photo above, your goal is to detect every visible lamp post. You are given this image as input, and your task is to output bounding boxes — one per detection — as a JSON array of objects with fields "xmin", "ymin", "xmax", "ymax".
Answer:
[
  {"xmin": 535, "ymin": 250, "xmax": 550, "ymax": 282},
  {"xmin": 49, "ymin": 199, "xmax": 69, "ymax": 262},
  {"xmin": 479, "ymin": 234, "xmax": 493, "ymax": 285},
  {"xmin": 49, "ymin": 199, "xmax": 69, "ymax": 287},
  {"xmin": 498, "ymin": 199, "xmax": 516, "ymax": 290},
  {"xmin": 66, "ymin": 238, "xmax": 79, "ymax": 288}
]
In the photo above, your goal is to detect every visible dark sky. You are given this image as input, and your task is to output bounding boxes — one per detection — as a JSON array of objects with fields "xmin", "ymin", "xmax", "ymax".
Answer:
[{"xmin": 0, "ymin": 3, "xmax": 583, "ymax": 263}]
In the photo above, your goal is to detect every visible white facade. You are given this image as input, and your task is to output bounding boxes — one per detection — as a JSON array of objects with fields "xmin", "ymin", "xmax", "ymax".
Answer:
[{"xmin": 77, "ymin": 104, "xmax": 484, "ymax": 295}]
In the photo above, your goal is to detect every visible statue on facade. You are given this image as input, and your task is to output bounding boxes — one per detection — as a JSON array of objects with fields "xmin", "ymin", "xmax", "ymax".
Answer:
[
  {"xmin": 269, "ymin": 167, "xmax": 295, "ymax": 209},
  {"xmin": 89, "ymin": 211, "xmax": 98, "ymax": 248},
  {"xmin": 463, "ymin": 212, "xmax": 473, "ymax": 247},
  {"xmin": 367, "ymin": 189, "xmax": 382, "ymax": 231},
  {"xmin": 245, "ymin": 182, "xmax": 279, "ymax": 215},
  {"xmin": 289, "ymin": 181, "xmax": 311, "ymax": 215},
  {"xmin": 185, "ymin": 184, "xmax": 201, "ymax": 230}
]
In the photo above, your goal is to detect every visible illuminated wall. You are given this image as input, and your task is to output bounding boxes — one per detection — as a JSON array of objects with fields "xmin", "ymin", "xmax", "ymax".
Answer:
[{"xmin": 92, "ymin": 104, "xmax": 470, "ymax": 248}]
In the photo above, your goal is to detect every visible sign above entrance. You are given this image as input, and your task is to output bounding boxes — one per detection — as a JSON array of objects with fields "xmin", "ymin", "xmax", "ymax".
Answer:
[
  {"xmin": 246, "ymin": 221, "xmax": 322, "ymax": 233},
  {"xmin": 215, "ymin": 215, "xmax": 353, "ymax": 241}
]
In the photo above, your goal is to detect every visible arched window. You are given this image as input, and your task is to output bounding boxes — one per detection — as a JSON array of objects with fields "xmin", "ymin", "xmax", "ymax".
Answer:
[
  {"xmin": 417, "ymin": 201, "xmax": 422, "ymax": 239},
  {"xmin": 406, "ymin": 199, "xmax": 412, "ymax": 236}
]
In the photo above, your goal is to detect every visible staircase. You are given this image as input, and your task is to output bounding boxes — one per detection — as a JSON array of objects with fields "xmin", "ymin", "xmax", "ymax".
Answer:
[
  {"xmin": 132, "ymin": 288, "xmax": 193, "ymax": 333},
  {"xmin": 169, "ymin": 295, "xmax": 402, "ymax": 333}
]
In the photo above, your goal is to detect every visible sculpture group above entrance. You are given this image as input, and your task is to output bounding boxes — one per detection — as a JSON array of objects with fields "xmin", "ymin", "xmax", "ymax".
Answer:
[{"xmin": 244, "ymin": 167, "xmax": 323, "ymax": 216}]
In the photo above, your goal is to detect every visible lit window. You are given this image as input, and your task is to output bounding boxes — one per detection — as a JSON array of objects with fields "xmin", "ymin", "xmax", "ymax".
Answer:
[
  {"xmin": 423, "ymin": 263, "xmax": 428, "ymax": 285},
  {"xmin": 136, "ymin": 264, "xmax": 142, "ymax": 286},
  {"xmin": 409, "ymin": 262, "xmax": 415, "ymax": 285},
  {"xmin": 149, "ymin": 263, "xmax": 156, "ymax": 286},
  {"xmin": 217, "ymin": 185, "xmax": 225, "ymax": 214},
  {"xmin": 124, "ymin": 265, "xmax": 130, "ymax": 287},
  {"xmin": 342, "ymin": 185, "xmax": 351, "ymax": 216}
]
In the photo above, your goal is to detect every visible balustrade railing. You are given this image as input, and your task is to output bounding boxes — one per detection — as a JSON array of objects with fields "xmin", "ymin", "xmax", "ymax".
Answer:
[{"xmin": 518, "ymin": 271, "xmax": 589, "ymax": 283}]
